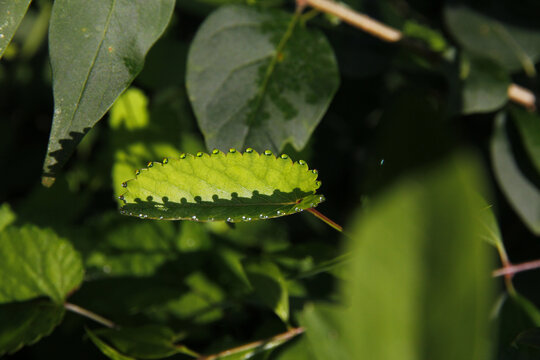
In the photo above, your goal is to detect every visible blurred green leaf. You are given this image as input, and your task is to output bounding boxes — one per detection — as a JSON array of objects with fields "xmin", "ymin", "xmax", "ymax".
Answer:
[
  {"xmin": 20, "ymin": 0, "xmax": 50, "ymax": 59},
  {"xmin": 0, "ymin": 203, "xmax": 15, "ymax": 231},
  {"xmin": 245, "ymin": 261, "xmax": 289, "ymax": 322},
  {"xmin": 94, "ymin": 325, "xmax": 188, "ymax": 359},
  {"xmin": 461, "ymin": 55, "xmax": 510, "ymax": 114},
  {"xmin": 110, "ymin": 88, "xmax": 149, "ymax": 130},
  {"xmin": 491, "ymin": 113, "xmax": 540, "ymax": 235},
  {"xmin": 0, "ymin": 225, "xmax": 84, "ymax": 304},
  {"xmin": 445, "ymin": 4, "xmax": 540, "ymax": 75},
  {"xmin": 511, "ymin": 107, "xmax": 540, "ymax": 177},
  {"xmin": 0, "ymin": 0, "xmax": 32, "ymax": 60},
  {"xmin": 186, "ymin": 5, "xmax": 339, "ymax": 153},
  {"xmin": 43, "ymin": 0, "xmax": 175, "ymax": 184},
  {"xmin": 119, "ymin": 149, "xmax": 324, "ymax": 222},
  {"xmin": 301, "ymin": 153, "xmax": 494, "ymax": 359},
  {"xmin": 86, "ymin": 327, "xmax": 136, "ymax": 360},
  {"xmin": 0, "ymin": 300, "xmax": 65, "ymax": 356},
  {"xmin": 477, "ymin": 198, "xmax": 503, "ymax": 248}
]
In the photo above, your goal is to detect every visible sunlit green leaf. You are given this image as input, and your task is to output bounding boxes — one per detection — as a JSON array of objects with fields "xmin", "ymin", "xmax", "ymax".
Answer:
[
  {"xmin": 0, "ymin": 225, "xmax": 84, "ymax": 304},
  {"xmin": 511, "ymin": 106, "xmax": 540, "ymax": 177},
  {"xmin": 0, "ymin": 0, "xmax": 32, "ymax": 60},
  {"xmin": 42, "ymin": 0, "xmax": 175, "ymax": 185},
  {"xmin": 186, "ymin": 5, "xmax": 339, "ymax": 153},
  {"xmin": 301, "ymin": 154, "xmax": 494, "ymax": 360},
  {"xmin": 491, "ymin": 112, "xmax": 540, "ymax": 235},
  {"xmin": 119, "ymin": 149, "xmax": 324, "ymax": 222},
  {"xmin": 0, "ymin": 300, "xmax": 65, "ymax": 356}
]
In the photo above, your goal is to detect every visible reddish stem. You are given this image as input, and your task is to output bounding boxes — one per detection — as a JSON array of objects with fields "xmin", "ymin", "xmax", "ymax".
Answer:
[{"xmin": 493, "ymin": 258, "xmax": 540, "ymax": 278}]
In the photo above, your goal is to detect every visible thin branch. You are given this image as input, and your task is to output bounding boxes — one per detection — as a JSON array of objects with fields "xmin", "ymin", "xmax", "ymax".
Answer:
[
  {"xmin": 493, "ymin": 258, "xmax": 540, "ymax": 278},
  {"xmin": 298, "ymin": 0, "xmax": 536, "ymax": 110},
  {"xmin": 508, "ymin": 83, "xmax": 536, "ymax": 111},
  {"xmin": 298, "ymin": 0, "xmax": 402, "ymax": 42},
  {"xmin": 64, "ymin": 302, "xmax": 117, "ymax": 329},
  {"xmin": 198, "ymin": 327, "xmax": 304, "ymax": 360}
]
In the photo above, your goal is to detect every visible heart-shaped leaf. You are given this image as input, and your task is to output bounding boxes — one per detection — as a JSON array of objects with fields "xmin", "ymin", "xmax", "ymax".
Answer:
[{"xmin": 119, "ymin": 149, "xmax": 324, "ymax": 222}]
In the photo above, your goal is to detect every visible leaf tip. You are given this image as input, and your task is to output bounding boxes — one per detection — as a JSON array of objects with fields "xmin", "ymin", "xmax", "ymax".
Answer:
[{"xmin": 41, "ymin": 176, "xmax": 56, "ymax": 188}]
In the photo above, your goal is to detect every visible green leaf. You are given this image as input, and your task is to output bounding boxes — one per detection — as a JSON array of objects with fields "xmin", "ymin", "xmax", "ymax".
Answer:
[
  {"xmin": 86, "ymin": 327, "xmax": 136, "ymax": 360},
  {"xmin": 301, "ymin": 154, "xmax": 494, "ymax": 360},
  {"xmin": 0, "ymin": 0, "xmax": 32, "ymax": 60},
  {"xmin": 245, "ymin": 261, "xmax": 289, "ymax": 322},
  {"xmin": 94, "ymin": 325, "xmax": 191, "ymax": 359},
  {"xmin": 511, "ymin": 106, "xmax": 540, "ymax": 177},
  {"xmin": 491, "ymin": 113, "xmax": 540, "ymax": 235},
  {"xmin": 186, "ymin": 5, "xmax": 339, "ymax": 153},
  {"xmin": 477, "ymin": 198, "xmax": 503, "ymax": 248},
  {"xmin": 0, "ymin": 225, "xmax": 84, "ymax": 304},
  {"xmin": 461, "ymin": 54, "xmax": 510, "ymax": 114},
  {"xmin": 0, "ymin": 203, "xmax": 15, "ymax": 231},
  {"xmin": 119, "ymin": 149, "xmax": 324, "ymax": 222},
  {"xmin": 0, "ymin": 300, "xmax": 64, "ymax": 356},
  {"xmin": 42, "ymin": 0, "xmax": 175, "ymax": 185},
  {"xmin": 445, "ymin": 4, "xmax": 540, "ymax": 75}
]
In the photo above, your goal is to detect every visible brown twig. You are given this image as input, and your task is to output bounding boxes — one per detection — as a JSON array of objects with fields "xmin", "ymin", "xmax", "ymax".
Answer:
[
  {"xmin": 197, "ymin": 327, "xmax": 304, "ymax": 360},
  {"xmin": 64, "ymin": 302, "xmax": 117, "ymax": 329}
]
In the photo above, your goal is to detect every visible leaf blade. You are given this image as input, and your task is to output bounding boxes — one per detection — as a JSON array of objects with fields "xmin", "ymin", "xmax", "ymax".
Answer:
[
  {"xmin": 0, "ymin": 0, "xmax": 32, "ymax": 59},
  {"xmin": 43, "ymin": 0, "xmax": 175, "ymax": 184},
  {"xmin": 120, "ymin": 149, "xmax": 324, "ymax": 222}
]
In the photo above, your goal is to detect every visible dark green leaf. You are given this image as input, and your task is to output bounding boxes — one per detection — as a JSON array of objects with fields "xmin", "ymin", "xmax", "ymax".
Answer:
[
  {"xmin": 245, "ymin": 261, "xmax": 289, "ymax": 322},
  {"xmin": 0, "ymin": 0, "xmax": 32, "ymax": 59},
  {"xmin": 445, "ymin": 4, "xmax": 540, "ymax": 75},
  {"xmin": 94, "ymin": 325, "xmax": 187, "ymax": 359},
  {"xmin": 86, "ymin": 327, "xmax": 135, "ymax": 360},
  {"xmin": 0, "ymin": 300, "xmax": 65, "ymax": 356},
  {"xmin": 511, "ymin": 106, "xmax": 540, "ymax": 177},
  {"xmin": 43, "ymin": 0, "xmax": 175, "ymax": 185},
  {"xmin": 302, "ymin": 154, "xmax": 494, "ymax": 359},
  {"xmin": 0, "ymin": 225, "xmax": 84, "ymax": 304},
  {"xmin": 186, "ymin": 5, "xmax": 339, "ymax": 153},
  {"xmin": 461, "ymin": 55, "xmax": 510, "ymax": 114},
  {"xmin": 119, "ymin": 149, "xmax": 324, "ymax": 222},
  {"xmin": 491, "ymin": 113, "xmax": 540, "ymax": 235}
]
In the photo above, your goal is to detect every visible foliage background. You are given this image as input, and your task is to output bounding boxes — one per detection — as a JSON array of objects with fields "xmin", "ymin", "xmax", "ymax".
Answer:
[{"xmin": 2, "ymin": 0, "xmax": 540, "ymax": 359}]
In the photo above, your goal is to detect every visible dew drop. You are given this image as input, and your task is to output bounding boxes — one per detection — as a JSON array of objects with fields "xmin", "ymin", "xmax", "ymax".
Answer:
[
  {"xmin": 208, "ymin": 217, "xmax": 214, "ymax": 221},
  {"xmin": 129, "ymin": 212, "xmax": 133, "ymax": 216},
  {"xmin": 380, "ymin": 158, "xmax": 385, "ymax": 166},
  {"xmin": 147, "ymin": 162, "xmax": 153, "ymax": 168},
  {"xmin": 245, "ymin": 148, "xmax": 253, "ymax": 153},
  {"xmin": 212, "ymin": 149, "xmax": 220, "ymax": 155},
  {"xmin": 196, "ymin": 152, "xmax": 203, "ymax": 157},
  {"xmin": 226, "ymin": 217, "xmax": 233, "ymax": 222},
  {"xmin": 247, "ymin": 217, "xmax": 251, "ymax": 221},
  {"xmin": 162, "ymin": 158, "xmax": 168, "ymax": 164},
  {"xmin": 319, "ymin": 195, "xmax": 325, "ymax": 202},
  {"xmin": 280, "ymin": 154, "xmax": 288, "ymax": 159},
  {"xmin": 312, "ymin": 169, "xmax": 318, "ymax": 175},
  {"xmin": 229, "ymin": 148, "xmax": 236, "ymax": 153},
  {"xmin": 118, "ymin": 195, "xmax": 124, "ymax": 200},
  {"xmin": 139, "ymin": 213, "xmax": 144, "ymax": 218},
  {"xmin": 143, "ymin": 215, "xmax": 148, "ymax": 219},
  {"xmin": 315, "ymin": 180, "xmax": 322, "ymax": 187},
  {"xmin": 277, "ymin": 210, "xmax": 282, "ymax": 215},
  {"xmin": 180, "ymin": 153, "xmax": 186, "ymax": 159},
  {"xmin": 192, "ymin": 215, "xmax": 198, "ymax": 221},
  {"xmin": 264, "ymin": 150, "xmax": 272, "ymax": 156},
  {"xmin": 135, "ymin": 169, "xmax": 140, "ymax": 175},
  {"xmin": 259, "ymin": 214, "xmax": 265, "ymax": 219},
  {"xmin": 298, "ymin": 160, "xmax": 306, "ymax": 166},
  {"xmin": 120, "ymin": 210, "xmax": 126, "ymax": 214},
  {"xmin": 159, "ymin": 216, "xmax": 164, "ymax": 220},
  {"xmin": 242, "ymin": 215, "xmax": 246, "ymax": 220},
  {"xmin": 121, "ymin": 182, "xmax": 127, "ymax": 188}
]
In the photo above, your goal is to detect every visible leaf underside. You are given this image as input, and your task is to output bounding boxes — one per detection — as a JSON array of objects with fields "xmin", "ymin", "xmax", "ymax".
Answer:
[{"xmin": 119, "ymin": 149, "xmax": 324, "ymax": 222}]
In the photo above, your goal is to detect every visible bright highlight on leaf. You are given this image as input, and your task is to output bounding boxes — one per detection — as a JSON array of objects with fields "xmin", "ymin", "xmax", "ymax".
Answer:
[{"xmin": 119, "ymin": 149, "xmax": 324, "ymax": 222}]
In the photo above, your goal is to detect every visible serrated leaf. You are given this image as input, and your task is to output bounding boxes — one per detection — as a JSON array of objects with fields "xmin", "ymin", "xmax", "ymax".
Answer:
[
  {"xmin": 119, "ymin": 149, "xmax": 324, "ymax": 222},
  {"xmin": 42, "ymin": 0, "xmax": 175, "ymax": 185},
  {"xmin": 186, "ymin": 5, "xmax": 339, "ymax": 153},
  {"xmin": 0, "ymin": 300, "xmax": 65, "ymax": 356},
  {"xmin": 0, "ymin": 225, "xmax": 84, "ymax": 304},
  {"xmin": 94, "ymin": 325, "xmax": 187, "ymax": 359},
  {"xmin": 0, "ymin": 0, "xmax": 32, "ymax": 59},
  {"xmin": 445, "ymin": 4, "xmax": 540, "ymax": 75},
  {"xmin": 511, "ymin": 106, "xmax": 540, "ymax": 177},
  {"xmin": 491, "ymin": 113, "xmax": 540, "ymax": 235},
  {"xmin": 86, "ymin": 327, "xmax": 136, "ymax": 360}
]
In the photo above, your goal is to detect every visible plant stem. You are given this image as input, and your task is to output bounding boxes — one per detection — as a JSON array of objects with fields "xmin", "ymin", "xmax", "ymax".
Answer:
[
  {"xmin": 297, "ymin": 0, "xmax": 536, "ymax": 110},
  {"xmin": 197, "ymin": 327, "xmax": 304, "ymax": 360},
  {"xmin": 64, "ymin": 302, "xmax": 117, "ymax": 329},
  {"xmin": 306, "ymin": 207, "xmax": 343, "ymax": 232},
  {"xmin": 493, "ymin": 258, "xmax": 540, "ymax": 278}
]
